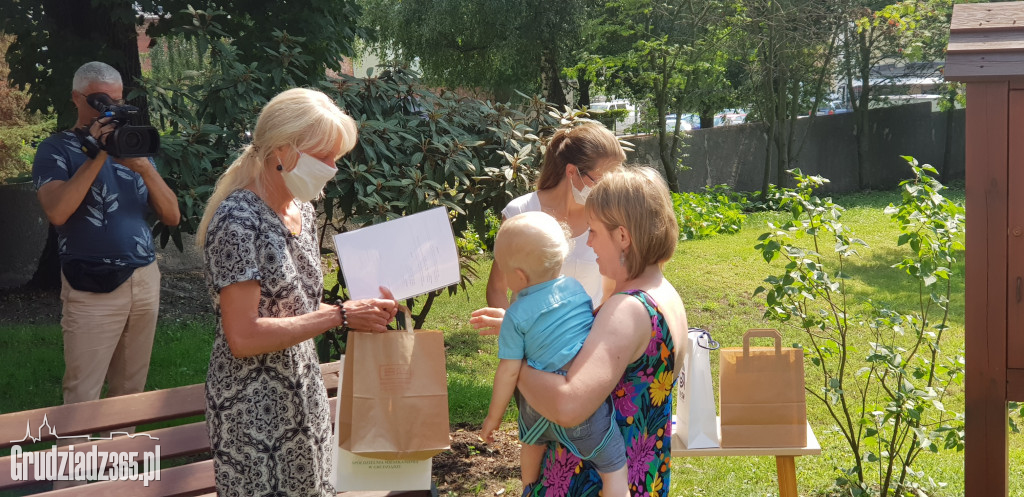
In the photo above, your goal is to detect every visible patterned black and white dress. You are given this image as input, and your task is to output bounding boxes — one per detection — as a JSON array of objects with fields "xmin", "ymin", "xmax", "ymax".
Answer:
[{"xmin": 203, "ymin": 189, "xmax": 333, "ymax": 497}]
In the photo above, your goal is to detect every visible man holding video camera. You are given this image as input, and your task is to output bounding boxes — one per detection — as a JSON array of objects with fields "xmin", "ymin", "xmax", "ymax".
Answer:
[{"xmin": 32, "ymin": 61, "xmax": 180, "ymax": 411}]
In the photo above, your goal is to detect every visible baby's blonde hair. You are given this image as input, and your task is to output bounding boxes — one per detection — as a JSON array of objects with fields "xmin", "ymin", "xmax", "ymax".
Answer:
[{"xmin": 493, "ymin": 212, "xmax": 571, "ymax": 283}]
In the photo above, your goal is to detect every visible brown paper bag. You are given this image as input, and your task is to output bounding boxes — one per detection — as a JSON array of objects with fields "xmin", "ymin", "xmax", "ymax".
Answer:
[
  {"xmin": 719, "ymin": 329, "xmax": 807, "ymax": 448},
  {"xmin": 337, "ymin": 311, "xmax": 451, "ymax": 460}
]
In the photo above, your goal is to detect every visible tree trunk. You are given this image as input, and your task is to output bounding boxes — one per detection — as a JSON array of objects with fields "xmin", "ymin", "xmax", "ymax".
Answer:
[
  {"xmin": 761, "ymin": 122, "xmax": 776, "ymax": 201},
  {"xmin": 699, "ymin": 111, "xmax": 714, "ymax": 129},
  {"xmin": 540, "ymin": 49, "xmax": 567, "ymax": 109},
  {"xmin": 577, "ymin": 77, "xmax": 591, "ymax": 108},
  {"xmin": 774, "ymin": 72, "xmax": 788, "ymax": 188},
  {"xmin": 112, "ymin": 13, "xmax": 150, "ymax": 126},
  {"xmin": 941, "ymin": 92, "xmax": 958, "ymax": 183},
  {"xmin": 43, "ymin": 0, "xmax": 144, "ymax": 128},
  {"xmin": 854, "ymin": 30, "xmax": 872, "ymax": 190},
  {"xmin": 657, "ymin": 121, "xmax": 680, "ymax": 192}
]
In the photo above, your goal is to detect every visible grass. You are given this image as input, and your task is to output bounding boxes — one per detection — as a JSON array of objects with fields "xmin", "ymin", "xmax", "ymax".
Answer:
[
  {"xmin": 0, "ymin": 182, "xmax": 1004, "ymax": 496},
  {"xmin": 421, "ymin": 185, "xmax": 974, "ymax": 496}
]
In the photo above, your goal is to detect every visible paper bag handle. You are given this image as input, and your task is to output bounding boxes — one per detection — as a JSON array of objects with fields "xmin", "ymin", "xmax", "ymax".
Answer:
[
  {"xmin": 395, "ymin": 304, "xmax": 414, "ymax": 334},
  {"xmin": 743, "ymin": 329, "xmax": 782, "ymax": 356}
]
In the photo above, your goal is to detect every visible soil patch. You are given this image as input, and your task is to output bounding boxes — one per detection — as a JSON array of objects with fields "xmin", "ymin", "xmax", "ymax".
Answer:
[
  {"xmin": 0, "ymin": 269, "xmax": 214, "ymax": 325},
  {"xmin": 434, "ymin": 424, "xmax": 523, "ymax": 496}
]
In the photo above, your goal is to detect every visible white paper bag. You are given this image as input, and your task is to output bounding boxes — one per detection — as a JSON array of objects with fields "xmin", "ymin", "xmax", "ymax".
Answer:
[{"xmin": 676, "ymin": 328, "xmax": 721, "ymax": 449}]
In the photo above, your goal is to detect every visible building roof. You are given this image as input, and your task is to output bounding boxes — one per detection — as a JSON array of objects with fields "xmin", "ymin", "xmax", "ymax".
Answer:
[{"xmin": 946, "ymin": 2, "xmax": 1024, "ymax": 81}]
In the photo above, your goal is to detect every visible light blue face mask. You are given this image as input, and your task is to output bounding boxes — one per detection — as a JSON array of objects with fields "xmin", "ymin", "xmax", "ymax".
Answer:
[{"xmin": 282, "ymin": 151, "xmax": 337, "ymax": 202}]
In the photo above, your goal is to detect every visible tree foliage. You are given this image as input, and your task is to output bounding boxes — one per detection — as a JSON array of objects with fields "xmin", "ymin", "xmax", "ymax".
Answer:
[
  {"xmin": 0, "ymin": 0, "xmax": 364, "ymax": 130},
  {"xmin": 586, "ymin": 0, "xmax": 739, "ymax": 191},
  {"xmin": 737, "ymin": 0, "xmax": 844, "ymax": 195},
  {"xmin": 357, "ymin": 0, "xmax": 588, "ymax": 106},
  {"xmin": 835, "ymin": 0, "xmax": 965, "ymax": 188}
]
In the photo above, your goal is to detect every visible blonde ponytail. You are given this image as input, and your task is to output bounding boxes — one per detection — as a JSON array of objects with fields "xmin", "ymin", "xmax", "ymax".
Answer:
[{"xmin": 195, "ymin": 87, "xmax": 358, "ymax": 248}]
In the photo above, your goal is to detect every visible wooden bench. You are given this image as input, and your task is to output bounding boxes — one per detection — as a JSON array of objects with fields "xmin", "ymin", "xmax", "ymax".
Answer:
[{"xmin": 0, "ymin": 360, "xmax": 433, "ymax": 496}]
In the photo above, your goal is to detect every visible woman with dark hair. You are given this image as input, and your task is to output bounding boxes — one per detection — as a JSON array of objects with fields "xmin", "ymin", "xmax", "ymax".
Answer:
[{"xmin": 483, "ymin": 122, "xmax": 626, "ymax": 310}]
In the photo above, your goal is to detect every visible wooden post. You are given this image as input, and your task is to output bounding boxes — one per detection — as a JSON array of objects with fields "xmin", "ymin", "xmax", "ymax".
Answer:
[
  {"xmin": 946, "ymin": 3, "xmax": 1024, "ymax": 496},
  {"xmin": 775, "ymin": 455, "xmax": 798, "ymax": 497}
]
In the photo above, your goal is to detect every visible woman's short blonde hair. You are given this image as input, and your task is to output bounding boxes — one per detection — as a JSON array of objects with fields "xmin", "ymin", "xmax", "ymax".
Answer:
[
  {"xmin": 586, "ymin": 167, "xmax": 678, "ymax": 279},
  {"xmin": 493, "ymin": 212, "xmax": 571, "ymax": 283},
  {"xmin": 196, "ymin": 88, "xmax": 358, "ymax": 247}
]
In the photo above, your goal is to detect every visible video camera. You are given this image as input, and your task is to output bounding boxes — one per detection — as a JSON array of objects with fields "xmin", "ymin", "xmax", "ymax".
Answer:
[{"xmin": 78, "ymin": 93, "xmax": 160, "ymax": 158}]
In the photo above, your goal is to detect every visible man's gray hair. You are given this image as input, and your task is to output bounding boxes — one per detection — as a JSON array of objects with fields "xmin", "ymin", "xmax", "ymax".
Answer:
[{"xmin": 72, "ymin": 62, "xmax": 122, "ymax": 92}]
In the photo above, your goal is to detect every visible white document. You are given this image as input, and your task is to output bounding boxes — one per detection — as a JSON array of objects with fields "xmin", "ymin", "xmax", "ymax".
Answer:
[
  {"xmin": 332, "ymin": 206, "xmax": 460, "ymax": 301},
  {"xmin": 331, "ymin": 444, "xmax": 432, "ymax": 492}
]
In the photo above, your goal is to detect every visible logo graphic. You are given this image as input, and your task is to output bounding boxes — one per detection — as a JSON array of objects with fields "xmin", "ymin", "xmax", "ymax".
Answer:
[
  {"xmin": 8, "ymin": 415, "xmax": 161, "ymax": 487},
  {"xmin": 10, "ymin": 414, "xmax": 160, "ymax": 444}
]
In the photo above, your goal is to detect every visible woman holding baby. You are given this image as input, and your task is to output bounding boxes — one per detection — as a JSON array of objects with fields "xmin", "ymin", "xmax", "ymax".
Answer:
[{"xmin": 472, "ymin": 121, "xmax": 688, "ymax": 496}]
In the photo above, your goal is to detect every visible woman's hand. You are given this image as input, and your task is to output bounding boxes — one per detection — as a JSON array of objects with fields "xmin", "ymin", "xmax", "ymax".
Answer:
[
  {"xmin": 344, "ymin": 286, "xmax": 399, "ymax": 332},
  {"xmin": 470, "ymin": 307, "xmax": 505, "ymax": 335}
]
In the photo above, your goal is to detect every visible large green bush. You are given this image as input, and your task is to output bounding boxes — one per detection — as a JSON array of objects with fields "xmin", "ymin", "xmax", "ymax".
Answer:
[
  {"xmin": 0, "ymin": 33, "xmax": 50, "ymax": 183},
  {"xmin": 0, "ymin": 118, "xmax": 55, "ymax": 183},
  {"xmin": 142, "ymin": 7, "xmax": 619, "ymax": 338}
]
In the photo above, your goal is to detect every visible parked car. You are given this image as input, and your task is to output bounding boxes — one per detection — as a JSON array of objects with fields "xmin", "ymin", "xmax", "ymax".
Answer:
[
  {"xmin": 812, "ymin": 100, "xmax": 852, "ymax": 116},
  {"xmin": 665, "ymin": 113, "xmax": 699, "ymax": 132},
  {"xmin": 590, "ymin": 100, "xmax": 634, "ymax": 113},
  {"xmin": 718, "ymin": 109, "xmax": 748, "ymax": 125}
]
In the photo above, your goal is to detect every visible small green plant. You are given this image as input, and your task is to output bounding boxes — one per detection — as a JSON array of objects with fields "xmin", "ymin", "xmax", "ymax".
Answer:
[
  {"xmin": 0, "ymin": 117, "xmax": 56, "ymax": 183},
  {"xmin": 754, "ymin": 158, "xmax": 965, "ymax": 496},
  {"xmin": 745, "ymin": 183, "xmax": 787, "ymax": 212},
  {"xmin": 483, "ymin": 209, "xmax": 501, "ymax": 250},
  {"xmin": 457, "ymin": 227, "xmax": 487, "ymax": 257},
  {"xmin": 672, "ymin": 185, "xmax": 746, "ymax": 240}
]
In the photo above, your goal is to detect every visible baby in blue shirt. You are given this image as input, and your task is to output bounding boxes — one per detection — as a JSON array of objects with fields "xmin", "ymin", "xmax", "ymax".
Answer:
[{"xmin": 480, "ymin": 211, "xmax": 626, "ymax": 495}]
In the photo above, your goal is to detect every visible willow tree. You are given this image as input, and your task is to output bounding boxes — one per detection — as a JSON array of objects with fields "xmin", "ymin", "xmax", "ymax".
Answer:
[{"xmin": 357, "ymin": 0, "xmax": 589, "ymax": 106}]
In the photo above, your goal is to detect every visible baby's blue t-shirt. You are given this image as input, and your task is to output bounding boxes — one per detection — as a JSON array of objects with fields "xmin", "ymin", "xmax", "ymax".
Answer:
[{"xmin": 498, "ymin": 276, "xmax": 595, "ymax": 372}]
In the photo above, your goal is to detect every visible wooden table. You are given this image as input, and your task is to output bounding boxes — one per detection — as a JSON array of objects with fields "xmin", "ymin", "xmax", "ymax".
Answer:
[{"xmin": 671, "ymin": 417, "xmax": 821, "ymax": 497}]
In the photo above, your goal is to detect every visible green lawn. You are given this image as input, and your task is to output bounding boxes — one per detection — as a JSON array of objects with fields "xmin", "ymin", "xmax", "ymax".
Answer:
[
  {"xmin": 420, "ymin": 185, "xmax": 978, "ymax": 496},
  {"xmin": 1, "ymin": 183, "xmax": 1014, "ymax": 496}
]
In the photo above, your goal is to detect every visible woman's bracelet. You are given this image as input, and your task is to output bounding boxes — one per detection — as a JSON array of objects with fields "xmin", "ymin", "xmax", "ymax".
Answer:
[{"xmin": 335, "ymin": 299, "xmax": 349, "ymax": 332}]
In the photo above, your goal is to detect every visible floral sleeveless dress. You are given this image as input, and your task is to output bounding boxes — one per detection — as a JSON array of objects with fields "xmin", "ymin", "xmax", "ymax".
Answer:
[{"xmin": 523, "ymin": 290, "xmax": 677, "ymax": 497}]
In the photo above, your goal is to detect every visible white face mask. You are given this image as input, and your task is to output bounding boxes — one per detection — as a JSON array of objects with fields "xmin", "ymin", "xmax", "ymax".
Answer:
[
  {"xmin": 281, "ymin": 152, "xmax": 337, "ymax": 202},
  {"xmin": 571, "ymin": 168, "xmax": 593, "ymax": 206}
]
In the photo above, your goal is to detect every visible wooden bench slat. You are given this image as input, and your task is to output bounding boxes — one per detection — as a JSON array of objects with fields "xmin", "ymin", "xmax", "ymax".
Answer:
[
  {"xmin": 40, "ymin": 459, "xmax": 215, "ymax": 497},
  {"xmin": 1, "ymin": 361, "xmax": 341, "ymax": 449},
  {"xmin": 0, "ymin": 422, "xmax": 210, "ymax": 490},
  {"xmin": 6, "ymin": 393, "xmax": 344, "ymax": 493},
  {"xmin": 0, "ymin": 385, "xmax": 206, "ymax": 447},
  {"xmin": 2, "ymin": 361, "xmax": 363, "ymax": 495}
]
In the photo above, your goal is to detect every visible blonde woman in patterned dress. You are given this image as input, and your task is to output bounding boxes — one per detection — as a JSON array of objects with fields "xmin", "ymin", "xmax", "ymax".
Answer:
[{"xmin": 196, "ymin": 88, "xmax": 398, "ymax": 497}]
